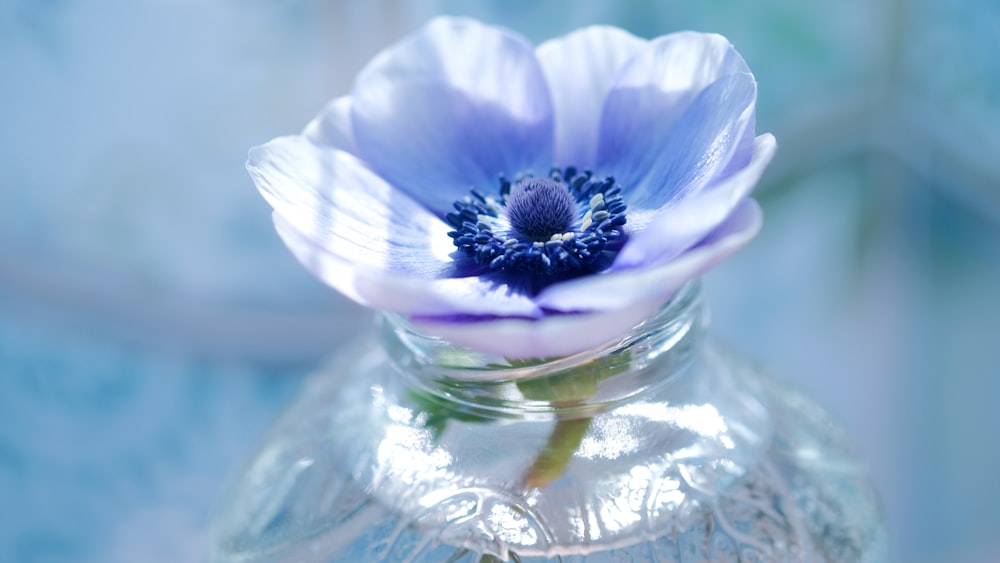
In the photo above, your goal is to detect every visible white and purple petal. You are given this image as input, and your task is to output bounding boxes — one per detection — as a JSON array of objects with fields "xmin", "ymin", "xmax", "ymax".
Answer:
[
  {"xmin": 597, "ymin": 32, "xmax": 755, "ymax": 208},
  {"xmin": 249, "ymin": 135, "xmax": 453, "ymax": 276},
  {"xmin": 417, "ymin": 198, "xmax": 761, "ymax": 358},
  {"xmin": 250, "ymin": 18, "xmax": 775, "ymax": 359},
  {"xmin": 350, "ymin": 17, "xmax": 554, "ymax": 216},
  {"xmin": 536, "ymin": 26, "xmax": 646, "ymax": 170},
  {"xmin": 613, "ymin": 133, "xmax": 776, "ymax": 267},
  {"xmin": 412, "ymin": 296, "xmax": 666, "ymax": 360},
  {"xmin": 535, "ymin": 198, "xmax": 763, "ymax": 313},
  {"xmin": 249, "ymin": 134, "xmax": 544, "ymax": 318},
  {"xmin": 274, "ymin": 214, "xmax": 543, "ymax": 319}
]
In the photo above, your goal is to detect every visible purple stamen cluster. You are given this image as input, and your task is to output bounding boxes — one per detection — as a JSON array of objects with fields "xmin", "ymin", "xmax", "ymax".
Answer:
[{"xmin": 446, "ymin": 167, "xmax": 628, "ymax": 283}]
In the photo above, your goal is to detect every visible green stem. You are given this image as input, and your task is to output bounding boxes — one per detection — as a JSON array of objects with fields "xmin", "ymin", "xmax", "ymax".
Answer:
[{"xmin": 521, "ymin": 416, "xmax": 592, "ymax": 489}]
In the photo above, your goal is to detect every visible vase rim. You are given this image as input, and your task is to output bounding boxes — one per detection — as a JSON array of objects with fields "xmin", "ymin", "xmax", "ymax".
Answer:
[{"xmin": 378, "ymin": 282, "xmax": 706, "ymax": 416}]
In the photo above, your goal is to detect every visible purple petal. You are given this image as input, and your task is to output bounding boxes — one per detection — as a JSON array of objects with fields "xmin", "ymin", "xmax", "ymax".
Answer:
[
  {"xmin": 597, "ymin": 32, "xmax": 755, "ymax": 208},
  {"xmin": 613, "ymin": 133, "xmax": 775, "ymax": 267},
  {"xmin": 715, "ymin": 113, "xmax": 756, "ymax": 181},
  {"xmin": 534, "ymin": 198, "xmax": 763, "ymax": 312},
  {"xmin": 272, "ymin": 213, "xmax": 543, "ymax": 318},
  {"xmin": 302, "ymin": 96, "xmax": 358, "ymax": 155},
  {"xmin": 350, "ymin": 17, "xmax": 554, "ymax": 215},
  {"xmin": 536, "ymin": 26, "xmax": 646, "ymax": 170}
]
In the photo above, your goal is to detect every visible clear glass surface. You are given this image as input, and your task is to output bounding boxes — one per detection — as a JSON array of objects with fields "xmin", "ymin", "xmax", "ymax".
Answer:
[{"xmin": 211, "ymin": 284, "xmax": 887, "ymax": 561}]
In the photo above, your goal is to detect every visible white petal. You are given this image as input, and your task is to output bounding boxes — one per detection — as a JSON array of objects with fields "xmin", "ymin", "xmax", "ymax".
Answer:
[{"xmin": 302, "ymin": 96, "xmax": 358, "ymax": 154}]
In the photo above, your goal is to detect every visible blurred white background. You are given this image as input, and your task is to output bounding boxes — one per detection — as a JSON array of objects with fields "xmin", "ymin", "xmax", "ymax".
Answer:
[{"xmin": 2, "ymin": 1, "xmax": 999, "ymax": 561}]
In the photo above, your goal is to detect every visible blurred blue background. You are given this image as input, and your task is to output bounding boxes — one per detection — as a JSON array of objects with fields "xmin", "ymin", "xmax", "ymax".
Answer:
[{"xmin": 2, "ymin": 1, "xmax": 998, "ymax": 561}]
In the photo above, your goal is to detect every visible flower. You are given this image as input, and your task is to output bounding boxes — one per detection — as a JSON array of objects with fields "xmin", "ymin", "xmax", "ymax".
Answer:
[{"xmin": 249, "ymin": 17, "xmax": 775, "ymax": 359}]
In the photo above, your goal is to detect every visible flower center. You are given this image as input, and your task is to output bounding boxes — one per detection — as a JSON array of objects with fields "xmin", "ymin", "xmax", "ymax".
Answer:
[
  {"xmin": 445, "ymin": 167, "xmax": 628, "ymax": 291},
  {"xmin": 505, "ymin": 178, "xmax": 577, "ymax": 242}
]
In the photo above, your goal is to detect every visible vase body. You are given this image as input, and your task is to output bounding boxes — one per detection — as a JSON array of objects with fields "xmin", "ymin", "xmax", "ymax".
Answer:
[{"xmin": 210, "ymin": 284, "xmax": 888, "ymax": 562}]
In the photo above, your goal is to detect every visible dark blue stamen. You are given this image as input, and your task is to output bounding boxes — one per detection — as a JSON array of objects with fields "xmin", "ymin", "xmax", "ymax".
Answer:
[
  {"xmin": 506, "ymin": 178, "xmax": 577, "ymax": 241},
  {"xmin": 446, "ymin": 167, "xmax": 628, "ymax": 291}
]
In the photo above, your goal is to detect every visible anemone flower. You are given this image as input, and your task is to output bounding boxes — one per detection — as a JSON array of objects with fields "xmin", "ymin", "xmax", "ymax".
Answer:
[{"xmin": 249, "ymin": 17, "xmax": 775, "ymax": 359}]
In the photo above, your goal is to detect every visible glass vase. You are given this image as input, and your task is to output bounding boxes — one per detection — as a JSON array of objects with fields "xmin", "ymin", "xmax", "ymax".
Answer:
[{"xmin": 210, "ymin": 283, "xmax": 888, "ymax": 562}]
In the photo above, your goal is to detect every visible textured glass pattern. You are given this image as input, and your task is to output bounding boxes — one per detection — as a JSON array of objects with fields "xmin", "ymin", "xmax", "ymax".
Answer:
[{"xmin": 211, "ymin": 286, "xmax": 887, "ymax": 561}]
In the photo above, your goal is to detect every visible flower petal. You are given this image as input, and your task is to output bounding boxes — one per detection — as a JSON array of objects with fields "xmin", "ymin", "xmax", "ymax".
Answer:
[
  {"xmin": 613, "ymin": 133, "xmax": 775, "ymax": 267},
  {"xmin": 249, "ymin": 135, "xmax": 545, "ymax": 317},
  {"xmin": 249, "ymin": 20, "xmax": 775, "ymax": 360},
  {"xmin": 534, "ymin": 198, "xmax": 763, "ymax": 312},
  {"xmin": 302, "ymin": 96, "xmax": 358, "ymax": 155},
  {"xmin": 413, "ymin": 297, "xmax": 665, "ymax": 360},
  {"xmin": 248, "ymin": 135, "xmax": 454, "ymax": 277},
  {"xmin": 597, "ymin": 32, "xmax": 755, "ymax": 207},
  {"xmin": 350, "ymin": 17, "xmax": 554, "ymax": 215},
  {"xmin": 412, "ymin": 200, "xmax": 761, "ymax": 359},
  {"xmin": 272, "ymin": 213, "xmax": 542, "ymax": 318},
  {"xmin": 536, "ymin": 26, "xmax": 646, "ymax": 170}
]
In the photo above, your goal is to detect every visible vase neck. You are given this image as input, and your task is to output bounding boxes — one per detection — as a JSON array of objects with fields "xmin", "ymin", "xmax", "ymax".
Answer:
[{"xmin": 380, "ymin": 282, "xmax": 707, "ymax": 417}]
